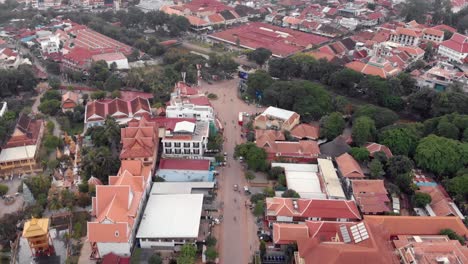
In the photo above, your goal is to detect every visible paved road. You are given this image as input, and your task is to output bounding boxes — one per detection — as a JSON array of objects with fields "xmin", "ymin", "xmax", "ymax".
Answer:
[{"xmin": 199, "ymin": 78, "xmax": 260, "ymax": 264}]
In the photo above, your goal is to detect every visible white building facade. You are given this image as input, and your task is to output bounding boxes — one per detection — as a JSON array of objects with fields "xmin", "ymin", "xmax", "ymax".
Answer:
[
  {"xmin": 166, "ymin": 102, "xmax": 214, "ymax": 122},
  {"xmin": 162, "ymin": 121, "xmax": 209, "ymax": 159}
]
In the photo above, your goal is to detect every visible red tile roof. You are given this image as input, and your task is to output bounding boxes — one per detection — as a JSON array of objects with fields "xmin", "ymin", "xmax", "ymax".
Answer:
[
  {"xmin": 335, "ymin": 153, "xmax": 364, "ymax": 178},
  {"xmin": 150, "ymin": 117, "xmax": 197, "ymax": 132},
  {"xmin": 91, "ymin": 52, "xmax": 126, "ymax": 62},
  {"xmin": 120, "ymin": 118, "xmax": 159, "ymax": 159},
  {"xmin": 176, "ymin": 82, "xmax": 199, "ymax": 96},
  {"xmin": 209, "ymin": 22, "xmax": 329, "ymax": 57},
  {"xmin": 352, "ymin": 180, "xmax": 390, "ymax": 214},
  {"xmin": 431, "ymin": 24, "xmax": 457, "ymax": 33},
  {"xmin": 290, "ymin": 216, "xmax": 468, "ymax": 264},
  {"xmin": 119, "ymin": 91, "xmax": 153, "ymax": 101},
  {"xmin": 266, "ymin": 197, "xmax": 361, "ymax": 220},
  {"xmin": 440, "ymin": 33, "xmax": 468, "ymax": 53},
  {"xmin": 5, "ymin": 114, "xmax": 44, "ymax": 148},
  {"xmin": 85, "ymin": 97, "xmax": 151, "ymax": 122},
  {"xmin": 418, "ymin": 185, "xmax": 460, "ymax": 217},
  {"xmin": 290, "ymin": 123, "xmax": 320, "ymax": 140},
  {"xmin": 365, "ymin": 142, "xmax": 393, "ymax": 159},
  {"xmin": 88, "ymin": 160, "xmax": 152, "ymax": 243},
  {"xmin": 255, "ymin": 129, "xmax": 285, "ymax": 142},
  {"xmin": 158, "ymin": 158, "xmax": 210, "ymax": 171}
]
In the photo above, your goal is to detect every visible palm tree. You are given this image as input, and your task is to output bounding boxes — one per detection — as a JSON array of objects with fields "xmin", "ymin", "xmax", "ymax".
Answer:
[{"xmin": 104, "ymin": 116, "xmax": 121, "ymax": 152}]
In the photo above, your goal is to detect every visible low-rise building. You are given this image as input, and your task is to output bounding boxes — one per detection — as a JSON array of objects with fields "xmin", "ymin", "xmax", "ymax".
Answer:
[
  {"xmin": 157, "ymin": 159, "xmax": 214, "ymax": 182},
  {"xmin": 317, "ymin": 158, "xmax": 346, "ymax": 200},
  {"xmin": 290, "ymin": 123, "xmax": 319, "ymax": 140},
  {"xmin": 271, "ymin": 163, "xmax": 326, "ymax": 199},
  {"xmin": 0, "ymin": 114, "xmax": 44, "ymax": 175},
  {"xmin": 266, "ymin": 197, "xmax": 361, "ymax": 224},
  {"xmin": 417, "ymin": 185, "xmax": 465, "ymax": 220},
  {"xmin": 161, "ymin": 120, "xmax": 209, "ymax": 158},
  {"xmin": 274, "ymin": 216, "xmax": 468, "ymax": 264},
  {"xmin": 351, "ymin": 180, "xmax": 390, "ymax": 215},
  {"xmin": 335, "ymin": 153, "xmax": 365, "ymax": 179},
  {"xmin": 422, "ymin": 28, "xmax": 444, "ymax": 43},
  {"xmin": 417, "ymin": 61, "xmax": 468, "ymax": 91},
  {"xmin": 91, "ymin": 52, "xmax": 129, "ymax": 70},
  {"xmin": 365, "ymin": 142, "xmax": 393, "ymax": 159},
  {"xmin": 136, "ymin": 192, "xmax": 204, "ymax": 250},
  {"xmin": 254, "ymin": 107, "xmax": 300, "ymax": 131},
  {"xmin": 84, "ymin": 97, "xmax": 151, "ymax": 127},
  {"xmin": 61, "ymin": 91, "xmax": 79, "ymax": 112}
]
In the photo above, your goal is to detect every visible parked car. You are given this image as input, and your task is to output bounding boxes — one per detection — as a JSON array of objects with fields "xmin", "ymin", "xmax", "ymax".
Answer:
[{"xmin": 233, "ymin": 184, "xmax": 239, "ymax": 191}]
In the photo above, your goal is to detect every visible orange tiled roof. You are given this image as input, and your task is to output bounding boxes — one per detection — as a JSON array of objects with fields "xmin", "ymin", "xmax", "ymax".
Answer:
[
  {"xmin": 266, "ymin": 197, "xmax": 361, "ymax": 220},
  {"xmin": 352, "ymin": 180, "xmax": 390, "ymax": 214},
  {"xmin": 290, "ymin": 123, "xmax": 320, "ymax": 140},
  {"xmin": 418, "ymin": 186, "xmax": 459, "ymax": 217},
  {"xmin": 365, "ymin": 142, "xmax": 393, "ymax": 159},
  {"xmin": 335, "ymin": 153, "xmax": 364, "ymax": 178}
]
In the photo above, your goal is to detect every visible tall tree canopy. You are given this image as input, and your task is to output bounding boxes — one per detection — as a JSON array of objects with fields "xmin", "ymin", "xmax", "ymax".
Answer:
[{"xmin": 414, "ymin": 135, "xmax": 468, "ymax": 176}]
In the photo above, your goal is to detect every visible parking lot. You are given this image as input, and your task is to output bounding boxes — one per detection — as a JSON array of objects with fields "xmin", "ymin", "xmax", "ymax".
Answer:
[{"xmin": 0, "ymin": 176, "xmax": 24, "ymax": 218}]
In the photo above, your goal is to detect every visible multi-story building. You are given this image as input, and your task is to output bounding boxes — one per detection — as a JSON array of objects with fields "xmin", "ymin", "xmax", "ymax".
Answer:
[
  {"xmin": 416, "ymin": 61, "xmax": 468, "ymax": 91},
  {"xmin": 438, "ymin": 33, "xmax": 468, "ymax": 63},
  {"xmin": 88, "ymin": 160, "xmax": 153, "ymax": 258},
  {"xmin": 389, "ymin": 27, "xmax": 421, "ymax": 46},
  {"xmin": 422, "ymin": 28, "xmax": 444, "ymax": 43},
  {"xmin": 87, "ymin": 115, "xmax": 159, "ymax": 259},
  {"xmin": 161, "ymin": 120, "xmax": 209, "ymax": 159}
]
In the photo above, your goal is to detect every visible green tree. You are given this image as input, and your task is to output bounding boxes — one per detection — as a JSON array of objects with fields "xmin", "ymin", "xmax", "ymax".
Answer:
[
  {"xmin": 254, "ymin": 200, "xmax": 265, "ymax": 217},
  {"xmin": 413, "ymin": 192, "xmax": 432, "ymax": 207},
  {"xmin": 369, "ymin": 159, "xmax": 384, "ymax": 179},
  {"xmin": 445, "ymin": 174, "xmax": 468, "ymax": 203},
  {"xmin": 259, "ymin": 241, "xmax": 266, "ymax": 257},
  {"xmin": 329, "ymin": 68, "xmax": 363, "ymax": 95},
  {"xmin": 263, "ymin": 187, "xmax": 275, "ymax": 197},
  {"xmin": 247, "ymin": 48, "xmax": 272, "ymax": 66},
  {"xmin": 206, "ymin": 236, "xmax": 217, "ymax": 247},
  {"xmin": 352, "ymin": 116, "xmax": 376, "ymax": 146},
  {"xmin": 396, "ymin": 172, "xmax": 415, "ymax": 194},
  {"xmin": 245, "ymin": 171, "xmax": 255, "ymax": 181},
  {"xmin": 91, "ymin": 90, "xmax": 107, "ymax": 100},
  {"xmin": 38, "ymin": 99, "xmax": 61, "ymax": 115},
  {"xmin": 386, "ymin": 155, "xmax": 414, "ymax": 180},
  {"xmin": 440, "ymin": 229, "xmax": 465, "ymax": 245},
  {"xmin": 48, "ymin": 77, "xmax": 61, "ymax": 89},
  {"xmin": 353, "ymin": 104, "xmax": 398, "ymax": 129},
  {"xmin": 103, "ymin": 74, "xmax": 122, "ymax": 91},
  {"xmin": 379, "ymin": 124, "xmax": 422, "ymax": 156},
  {"xmin": 177, "ymin": 244, "xmax": 197, "ymax": 264},
  {"xmin": 320, "ymin": 112, "xmax": 345, "ymax": 140},
  {"xmin": 282, "ymin": 189, "xmax": 300, "ymax": 198},
  {"xmin": 149, "ymin": 253, "xmax": 163, "ymax": 264},
  {"xmin": 278, "ymin": 174, "xmax": 286, "ymax": 186},
  {"xmin": 234, "ymin": 143, "xmax": 268, "ymax": 171},
  {"xmin": 349, "ymin": 147, "xmax": 370, "ymax": 162},
  {"xmin": 43, "ymin": 135, "xmax": 62, "ymax": 151},
  {"xmin": 205, "ymin": 247, "xmax": 218, "ymax": 262},
  {"xmin": 268, "ymin": 166, "xmax": 284, "ymax": 180},
  {"xmin": 246, "ymin": 70, "xmax": 273, "ymax": 99},
  {"xmin": 0, "ymin": 184, "xmax": 8, "ymax": 196},
  {"xmin": 250, "ymin": 193, "xmax": 266, "ymax": 204},
  {"xmin": 415, "ymin": 135, "xmax": 468, "ymax": 176},
  {"xmin": 436, "ymin": 118, "xmax": 459, "ymax": 139}
]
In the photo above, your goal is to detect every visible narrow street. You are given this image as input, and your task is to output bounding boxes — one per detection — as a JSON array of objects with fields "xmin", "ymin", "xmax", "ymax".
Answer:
[{"xmin": 199, "ymin": 78, "xmax": 260, "ymax": 264}]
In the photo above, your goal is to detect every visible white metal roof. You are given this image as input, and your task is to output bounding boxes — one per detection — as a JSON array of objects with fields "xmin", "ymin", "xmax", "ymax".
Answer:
[
  {"xmin": 272, "ymin": 163, "xmax": 325, "ymax": 199},
  {"xmin": 174, "ymin": 121, "xmax": 195, "ymax": 133},
  {"xmin": 136, "ymin": 193, "xmax": 203, "ymax": 239},
  {"xmin": 262, "ymin": 106, "xmax": 297, "ymax": 121},
  {"xmin": 0, "ymin": 145, "xmax": 36, "ymax": 162},
  {"xmin": 152, "ymin": 182, "xmax": 214, "ymax": 194},
  {"xmin": 317, "ymin": 158, "xmax": 346, "ymax": 199}
]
